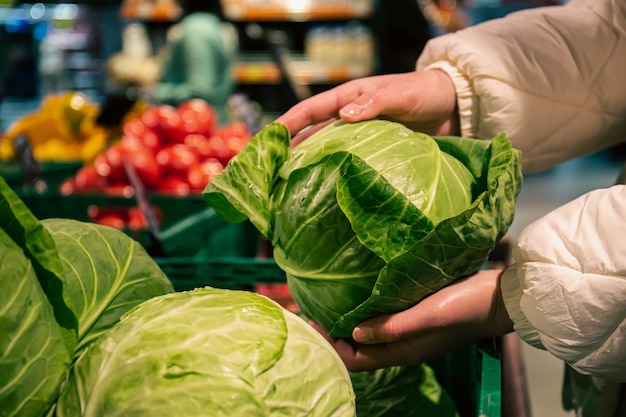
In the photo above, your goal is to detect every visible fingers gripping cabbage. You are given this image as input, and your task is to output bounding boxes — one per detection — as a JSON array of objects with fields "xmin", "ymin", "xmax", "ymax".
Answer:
[{"xmin": 204, "ymin": 120, "xmax": 523, "ymax": 336}]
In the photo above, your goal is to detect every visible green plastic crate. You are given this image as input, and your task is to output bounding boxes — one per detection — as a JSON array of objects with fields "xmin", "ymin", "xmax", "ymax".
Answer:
[
  {"xmin": 0, "ymin": 160, "xmax": 82, "ymax": 192},
  {"xmin": 12, "ymin": 189, "xmax": 208, "ymax": 229},
  {"xmin": 8, "ymin": 182, "xmax": 258, "ymax": 258},
  {"xmin": 156, "ymin": 256, "xmax": 285, "ymax": 291},
  {"xmin": 158, "ymin": 209, "xmax": 259, "ymax": 259}
]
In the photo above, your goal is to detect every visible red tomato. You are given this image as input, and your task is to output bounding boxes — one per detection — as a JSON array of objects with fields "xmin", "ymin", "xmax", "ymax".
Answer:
[
  {"xmin": 139, "ymin": 130, "xmax": 161, "ymax": 152},
  {"xmin": 140, "ymin": 105, "xmax": 185, "ymax": 144},
  {"xmin": 122, "ymin": 131, "xmax": 160, "ymax": 154},
  {"xmin": 94, "ymin": 213, "xmax": 126, "ymax": 230},
  {"xmin": 219, "ymin": 121, "xmax": 250, "ymax": 140},
  {"xmin": 156, "ymin": 144, "xmax": 198, "ymax": 178},
  {"xmin": 183, "ymin": 134, "xmax": 213, "ymax": 159},
  {"xmin": 127, "ymin": 207, "xmax": 148, "ymax": 231},
  {"xmin": 94, "ymin": 145, "xmax": 127, "ymax": 183},
  {"xmin": 118, "ymin": 135, "xmax": 145, "ymax": 155},
  {"xmin": 224, "ymin": 134, "xmax": 249, "ymax": 156},
  {"xmin": 122, "ymin": 117, "xmax": 149, "ymax": 138},
  {"xmin": 187, "ymin": 158, "xmax": 224, "ymax": 191},
  {"xmin": 177, "ymin": 99, "xmax": 217, "ymax": 137},
  {"xmin": 202, "ymin": 135, "xmax": 231, "ymax": 165},
  {"xmin": 125, "ymin": 149, "xmax": 162, "ymax": 189},
  {"xmin": 157, "ymin": 176, "xmax": 191, "ymax": 196},
  {"xmin": 59, "ymin": 178, "xmax": 76, "ymax": 195},
  {"xmin": 74, "ymin": 165, "xmax": 108, "ymax": 191},
  {"xmin": 218, "ymin": 121, "xmax": 251, "ymax": 161}
]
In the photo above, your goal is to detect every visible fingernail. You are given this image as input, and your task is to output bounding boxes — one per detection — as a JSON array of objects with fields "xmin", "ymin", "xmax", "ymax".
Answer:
[
  {"xmin": 352, "ymin": 326, "xmax": 373, "ymax": 343},
  {"xmin": 340, "ymin": 104, "xmax": 363, "ymax": 118}
]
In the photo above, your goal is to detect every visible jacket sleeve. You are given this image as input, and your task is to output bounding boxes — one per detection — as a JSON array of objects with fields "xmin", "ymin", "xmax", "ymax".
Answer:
[
  {"xmin": 416, "ymin": 0, "xmax": 626, "ymax": 173},
  {"xmin": 500, "ymin": 185, "xmax": 626, "ymax": 382}
]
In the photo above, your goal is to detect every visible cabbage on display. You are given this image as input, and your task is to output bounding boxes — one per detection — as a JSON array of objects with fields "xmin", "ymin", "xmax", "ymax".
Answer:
[
  {"xmin": 204, "ymin": 120, "xmax": 523, "ymax": 336},
  {"xmin": 0, "ymin": 177, "xmax": 174, "ymax": 417},
  {"xmin": 55, "ymin": 288, "xmax": 356, "ymax": 417}
]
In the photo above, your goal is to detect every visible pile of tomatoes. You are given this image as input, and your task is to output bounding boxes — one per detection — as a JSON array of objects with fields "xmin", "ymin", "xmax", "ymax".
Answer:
[{"xmin": 61, "ymin": 99, "xmax": 251, "ymax": 197}]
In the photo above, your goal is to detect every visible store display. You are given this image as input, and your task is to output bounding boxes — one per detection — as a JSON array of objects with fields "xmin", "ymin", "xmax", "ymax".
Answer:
[
  {"xmin": 223, "ymin": 0, "xmax": 377, "ymax": 114},
  {"xmin": 0, "ymin": 3, "xmax": 506, "ymax": 416},
  {"xmin": 61, "ymin": 100, "xmax": 249, "ymax": 196}
]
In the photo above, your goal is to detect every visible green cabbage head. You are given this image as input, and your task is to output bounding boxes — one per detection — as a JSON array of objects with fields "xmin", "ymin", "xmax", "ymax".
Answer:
[
  {"xmin": 56, "ymin": 287, "xmax": 356, "ymax": 417},
  {"xmin": 204, "ymin": 120, "xmax": 523, "ymax": 336}
]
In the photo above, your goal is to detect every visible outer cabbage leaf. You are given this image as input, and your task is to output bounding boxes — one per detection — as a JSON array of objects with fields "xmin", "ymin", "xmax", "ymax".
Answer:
[
  {"xmin": 350, "ymin": 364, "xmax": 459, "ymax": 417},
  {"xmin": 56, "ymin": 288, "xmax": 355, "ymax": 417},
  {"xmin": 0, "ymin": 227, "xmax": 71, "ymax": 417},
  {"xmin": 0, "ymin": 177, "xmax": 77, "ymax": 352},
  {"xmin": 41, "ymin": 218, "xmax": 175, "ymax": 356},
  {"xmin": 203, "ymin": 122, "xmax": 291, "ymax": 237},
  {"xmin": 204, "ymin": 120, "xmax": 522, "ymax": 336}
]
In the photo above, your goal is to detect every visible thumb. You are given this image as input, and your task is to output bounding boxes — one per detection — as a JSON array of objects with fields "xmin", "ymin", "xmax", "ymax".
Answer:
[{"xmin": 352, "ymin": 312, "xmax": 417, "ymax": 344}]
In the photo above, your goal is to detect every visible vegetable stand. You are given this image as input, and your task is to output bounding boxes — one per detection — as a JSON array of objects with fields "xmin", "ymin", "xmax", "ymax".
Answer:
[
  {"xmin": 1, "ymin": 115, "xmax": 512, "ymax": 416},
  {"xmin": 1, "ymin": 172, "xmax": 503, "ymax": 417}
]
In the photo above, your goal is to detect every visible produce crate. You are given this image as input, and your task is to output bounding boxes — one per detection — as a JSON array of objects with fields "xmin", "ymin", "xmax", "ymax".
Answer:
[
  {"xmin": 156, "ymin": 256, "xmax": 285, "ymax": 291},
  {"xmin": 429, "ymin": 340, "xmax": 502, "ymax": 417},
  {"xmin": 0, "ymin": 160, "xmax": 82, "ymax": 192},
  {"xmin": 8, "ymin": 184, "xmax": 259, "ymax": 258},
  {"xmin": 158, "ymin": 209, "xmax": 259, "ymax": 259},
  {"xmin": 11, "ymin": 188, "xmax": 206, "ymax": 229}
]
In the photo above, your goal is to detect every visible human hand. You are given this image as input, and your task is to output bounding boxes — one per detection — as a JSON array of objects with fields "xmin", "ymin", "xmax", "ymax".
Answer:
[
  {"xmin": 275, "ymin": 70, "xmax": 460, "ymax": 145},
  {"xmin": 310, "ymin": 269, "xmax": 513, "ymax": 372}
]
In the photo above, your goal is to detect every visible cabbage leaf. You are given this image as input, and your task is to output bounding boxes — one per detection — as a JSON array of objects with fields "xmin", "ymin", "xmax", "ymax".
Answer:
[{"xmin": 0, "ymin": 227, "xmax": 71, "ymax": 417}]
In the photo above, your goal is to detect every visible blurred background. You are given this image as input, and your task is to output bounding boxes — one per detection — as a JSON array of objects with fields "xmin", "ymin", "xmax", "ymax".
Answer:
[{"xmin": 0, "ymin": 1, "xmax": 621, "ymax": 416}]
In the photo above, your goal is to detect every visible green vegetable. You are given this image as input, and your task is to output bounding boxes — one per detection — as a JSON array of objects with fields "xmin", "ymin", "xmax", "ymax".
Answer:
[
  {"xmin": 0, "ymin": 227, "xmax": 70, "ymax": 417},
  {"xmin": 56, "ymin": 287, "xmax": 356, "ymax": 417},
  {"xmin": 350, "ymin": 365, "xmax": 459, "ymax": 417},
  {"xmin": 42, "ymin": 218, "xmax": 174, "ymax": 357},
  {"xmin": 204, "ymin": 120, "xmax": 522, "ymax": 336},
  {"xmin": 0, "ymin": 177, "xmax": 173, "ymax": 416}
]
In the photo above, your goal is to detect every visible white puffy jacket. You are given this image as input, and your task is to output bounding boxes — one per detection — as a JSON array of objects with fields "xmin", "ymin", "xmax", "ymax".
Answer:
[
  {"xmin": 416, "ymin": 0, "xmax": 626, "ymax": 386},
  {"xmin": 418, "ymin": 0, "xmax": 626, "ymax": 174}
]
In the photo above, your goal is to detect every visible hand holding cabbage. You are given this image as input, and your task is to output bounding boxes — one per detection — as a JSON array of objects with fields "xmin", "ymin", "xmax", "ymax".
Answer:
[
  {"xmin": 311, "ymin": 269, "xmax": 514, "ymax": 372},
  {"xmin": 204, "ymin": 119, "xmax": 523, "ymax": 337}
]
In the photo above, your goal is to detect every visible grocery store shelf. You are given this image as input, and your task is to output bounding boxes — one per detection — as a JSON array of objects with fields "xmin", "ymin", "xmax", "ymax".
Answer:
[
  {"xmin": 120, "ymin": 1, "xmax": 182, "ymax": 21},
  {"xmin": 233, "ymin": 54, "xmax": 373, "ymax": 84},
  {"xmin": 222, "ymin": 2, "xmax": 373, "ymax": 22}
]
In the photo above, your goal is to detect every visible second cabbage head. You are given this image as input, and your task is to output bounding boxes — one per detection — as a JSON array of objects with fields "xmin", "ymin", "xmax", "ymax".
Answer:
[{"xmin": 204, "ymin": 120, "xmax": 523, "ymax": 336}]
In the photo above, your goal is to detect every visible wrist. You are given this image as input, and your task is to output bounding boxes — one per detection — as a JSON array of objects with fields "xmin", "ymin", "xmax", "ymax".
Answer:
[
  {"xmin": 428, "ymin": 68, "xmax": 461, "ymax": 136},
  {"xmin": 492, "ymin": 269, "xmax": 515, "ymax": 337}
]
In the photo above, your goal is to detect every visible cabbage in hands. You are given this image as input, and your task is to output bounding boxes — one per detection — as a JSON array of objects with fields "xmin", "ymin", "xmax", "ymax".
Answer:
[{"xmin": 204, "ymin": 120, "xmax": 522, "ymax": 336}]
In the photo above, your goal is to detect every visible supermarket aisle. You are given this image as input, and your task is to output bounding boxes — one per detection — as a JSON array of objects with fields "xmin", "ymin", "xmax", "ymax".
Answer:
[{"xmin": 505, "ymin": 150, "xmax": 624, "ymax": 417}]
